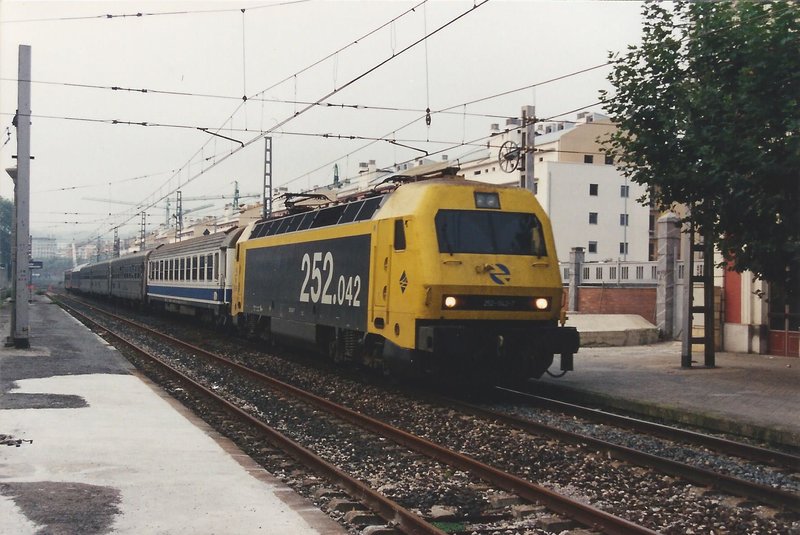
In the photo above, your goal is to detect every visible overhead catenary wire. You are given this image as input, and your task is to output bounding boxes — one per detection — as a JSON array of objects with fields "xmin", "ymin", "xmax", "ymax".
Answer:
[
  {"xmin": 0, "ymin": 77, "xmax": 527, "ymax": 121},
  {"xmin": 137, "ymin": 1, "xmax": 489, "ymax": 225},
  {"xmin": 0, "ymin": 1, "xmax": 310, "ymax": 24},
  {"xmin": 61, "ymin": 96, "xmax": 604, "ymax": 246},
  {"xmin": 1, "ymin": 62, "xmax": 616, "ymax": 196},
  {"xmin": 124, "ymin": 0, "xmax": 432, "ymax": 243},
  {"xmin": 73, "ymin": 0, "xmax": 478, "ymax": 245}
]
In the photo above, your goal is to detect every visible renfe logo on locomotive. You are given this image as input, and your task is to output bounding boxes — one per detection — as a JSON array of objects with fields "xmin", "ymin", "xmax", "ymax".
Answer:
[{"xmin": 487, "ymin": 263, "xmax": 511, "ymax": 285}]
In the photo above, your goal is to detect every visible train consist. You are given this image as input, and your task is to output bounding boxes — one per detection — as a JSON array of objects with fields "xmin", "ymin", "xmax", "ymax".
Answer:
[{"xmin": 66, "ymin": 173, "xmax": 579, "ymax": 381}]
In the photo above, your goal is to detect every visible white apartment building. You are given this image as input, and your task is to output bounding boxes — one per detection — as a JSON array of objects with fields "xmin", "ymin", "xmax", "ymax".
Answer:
[{"xmin": 457, "ymin": 110, "xmax": 651, "ymax": 262}]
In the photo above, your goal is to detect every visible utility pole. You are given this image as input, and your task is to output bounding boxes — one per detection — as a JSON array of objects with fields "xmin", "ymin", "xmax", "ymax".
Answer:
[
  {"xmin": 5, "ymin": 45, "xmax": 32, "ymax": 349},
  {"xmin": 263, "ymin": 137, "xmax": 272, "ymax": 219},
  {"xmin": 113, "ymin": 228, "xmax": 120, "ymax": 257},
  {"xmin": 139, "ymin": 212, "xmax": 147, "ymax": 249},
  {"xmin": 176, "ymin": 191, "xmax": 183, "ymax": 241},
  {"xmin": 521, "ymin": 105, "xmax": 536, "ymax": 193}
]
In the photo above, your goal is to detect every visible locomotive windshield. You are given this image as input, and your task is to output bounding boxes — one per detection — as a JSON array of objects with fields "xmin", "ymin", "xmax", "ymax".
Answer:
[{"xmin": 435, "ymin": 210, "xmax": 547, "ymax": 256}]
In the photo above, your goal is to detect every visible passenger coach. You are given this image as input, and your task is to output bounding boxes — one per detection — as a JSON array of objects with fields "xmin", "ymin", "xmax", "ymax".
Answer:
[{"xmin": 147, "ymin": 227, "xmax": 243, "ymax": 322}]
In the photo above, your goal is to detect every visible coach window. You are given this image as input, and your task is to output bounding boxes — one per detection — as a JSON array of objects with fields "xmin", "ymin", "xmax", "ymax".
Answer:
[
  {"xmin": 168, "ymin": 259, "xmax": 173, "ymax": 280},
  {"xmin": 394, "ymin": 219, "xmax": 406, "ymax": 251},
  {"xmin": 206, "ymin": 254, "xmax": 213, "ymax": 280},
  {"xmin": 213, "ymin": 253, "xmax": 220, "ymax": 280},
  {"xmin": 199, "ymin": 255, "xmax": 206, "ymax": 281}
]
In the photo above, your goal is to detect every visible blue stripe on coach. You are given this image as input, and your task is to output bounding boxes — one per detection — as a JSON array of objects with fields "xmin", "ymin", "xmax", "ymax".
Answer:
[{"xmin": 148, "ymin": 285, "xmax": 232, "ymax": 303}]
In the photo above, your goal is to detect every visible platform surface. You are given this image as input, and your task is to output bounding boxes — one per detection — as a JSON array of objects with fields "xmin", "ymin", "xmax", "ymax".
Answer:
[
  {"xmin": 0, "ymin": 296, "xmax": 344, "ymax": 534},
  {"xmin": 541, "ymin": 341, "xmax": 800, "ymax": 446}
]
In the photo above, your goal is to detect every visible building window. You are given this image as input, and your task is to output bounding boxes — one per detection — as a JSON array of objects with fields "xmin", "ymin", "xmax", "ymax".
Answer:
[
  {"xmin": 584, "ymin": 154, "xmax": 594, "ymax": 164},
  {"xmin": 589, "ymin": 183, "xmax": 598, "ymax": 196},
  {"xmin": 474, "ymin": 170, "xmax": 482, "ymax": 175},
  {"xmin": 619, "ymin": 242, "xmax": 629, "ymax": 255},
  {"xmin": 620, "ymin": 213, "xmax": 629, "ymax": 226},
  {"xmin": 539, "ymin": 157, "xmax": 543, "ymax": 162},
  {"xmin": 588, "ymin": 241, "xmax": 598, "ymax": 253},
  {"xmin": 605, "ymin": 154, "xmax": 614, "ymax": 165},
  {"xmin": 620, "ymin": 185, "xmax": 630, "ymax": 198},
  {"xmin": 589, "ymin": 212, "xmax": 598, "ymax": 224}
]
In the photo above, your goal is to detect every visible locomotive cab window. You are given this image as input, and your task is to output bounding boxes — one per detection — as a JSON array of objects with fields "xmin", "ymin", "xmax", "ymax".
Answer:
[
  {"xmin": 435, "ymin": 210, "xmax": 547, "ymax": 256},
  {"xmin": 394, "ymin": 219, "xmax": 406, "ymax": 251}
]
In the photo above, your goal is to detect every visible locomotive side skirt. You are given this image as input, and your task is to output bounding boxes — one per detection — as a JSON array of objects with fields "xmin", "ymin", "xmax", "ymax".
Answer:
[{"xmin": 243, "ymin": 234, "xmax": 371, "ymax": 331}]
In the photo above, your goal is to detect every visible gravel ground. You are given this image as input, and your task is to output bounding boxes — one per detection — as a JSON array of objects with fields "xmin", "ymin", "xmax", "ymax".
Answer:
[{"xmin": 63, "ymin": 297, "xmax": 800, "ymax": 535}]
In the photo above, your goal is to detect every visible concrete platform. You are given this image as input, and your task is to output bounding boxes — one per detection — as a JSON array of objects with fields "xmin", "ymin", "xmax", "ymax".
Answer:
[
  {"xmin": 542, "ymin": 341, "xmax": 800, "ymax": 448},
  {"xmin": 565, "ymin": 313, "xmax": 659, "ymax": 347},
  {"xmin": 0, "ymin": 296, "xmax": 344, "ymax": 535}
]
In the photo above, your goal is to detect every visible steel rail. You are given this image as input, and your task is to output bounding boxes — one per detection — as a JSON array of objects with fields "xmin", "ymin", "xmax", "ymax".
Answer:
[
  {"xmin": 58, "ymin": 295, "xmax": 656, "ymax": 535},
  {"xmin": 56, "ymin": 298, "xmax": 446, "ymax": 535},
  {"xmin": 442, "ymin": 397, "xmax": 800, "ymax": 513},
  {"xmin": 496, "ymin": 387, "xmax": 800, "ymax": 472}
]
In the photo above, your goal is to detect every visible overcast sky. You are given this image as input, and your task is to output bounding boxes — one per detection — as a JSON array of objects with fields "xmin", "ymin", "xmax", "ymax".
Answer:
[{"xmin": 0, "ymin": 0, "xmax": 644, "ymax": 244}]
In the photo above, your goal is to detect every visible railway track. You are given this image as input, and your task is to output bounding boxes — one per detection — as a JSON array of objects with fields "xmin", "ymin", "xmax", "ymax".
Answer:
[
  {"xmin": 55, "ymin": 294, "xmax": 800, "ymax": 534},
  {"xmin": 55, "ymin": 295, "xmax": 654, "ymax": 535},
  {"xmin": 494, "ymin": 387, "xmax": 800, "ymax": 470},
  {"xmin": 436, "ymin": 395, "xmax": 800, "ymax": 512}
]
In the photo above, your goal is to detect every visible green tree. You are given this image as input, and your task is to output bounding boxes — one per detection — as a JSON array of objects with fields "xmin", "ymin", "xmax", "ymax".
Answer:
[{"xmin": 601, "ymin": 1, "xmax": 800, "ymax": 295}]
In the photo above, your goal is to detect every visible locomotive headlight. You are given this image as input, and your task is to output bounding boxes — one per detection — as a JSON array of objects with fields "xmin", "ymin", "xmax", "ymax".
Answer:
[
  {"xmin": 443, "ymin": 296, "xmax": 458, "ymax": 308},
  {"xmin": 534, "ymin": 297, "xmax": 550, "ymax": 311}
]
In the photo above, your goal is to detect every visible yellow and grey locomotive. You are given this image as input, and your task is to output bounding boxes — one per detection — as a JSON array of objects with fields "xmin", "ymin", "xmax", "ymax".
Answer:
[{"xmin": 232, "ymin": 174, "xmax": 578, "ymax": 381}]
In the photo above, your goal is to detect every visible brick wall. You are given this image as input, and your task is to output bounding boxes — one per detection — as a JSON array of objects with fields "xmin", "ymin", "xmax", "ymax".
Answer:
[{"xmin": 564, "ymin": 286, "xmax": 657, "ymax": 324}]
